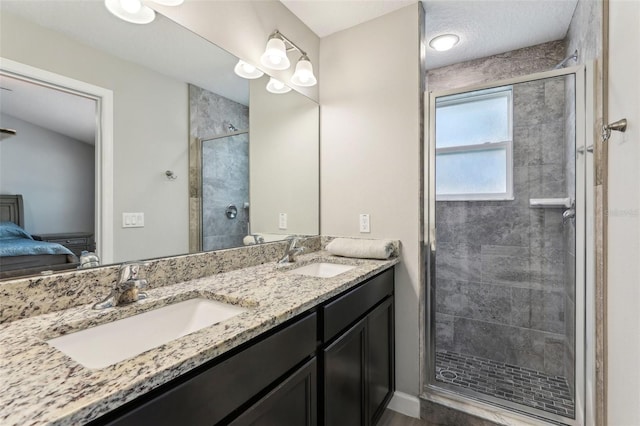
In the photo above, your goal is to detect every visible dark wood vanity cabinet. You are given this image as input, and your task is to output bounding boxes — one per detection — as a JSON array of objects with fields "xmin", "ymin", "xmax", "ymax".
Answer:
[
  {"xmin": 230, "ymin": 358, "xmax": 317, "ymax": 426},
  {"xmin": 322, "ymin": 271, "xmax": 395, "ymax": 426},
  {"xmin": 323, "ymin": 318, "xmax": 367, "ymax": 425},
  {"xmin": 91, "ymin": 267, "xmax": 394, "ymax": 426},
  {"xmin": 366, "ymin": 298, "xmax": 395, "ymax": 425}
]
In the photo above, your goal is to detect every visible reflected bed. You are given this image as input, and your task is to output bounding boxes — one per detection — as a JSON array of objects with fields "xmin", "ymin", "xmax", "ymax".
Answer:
[{"xmin": 0, "ymin": 195, "xmax": 78, "ymax": 279}]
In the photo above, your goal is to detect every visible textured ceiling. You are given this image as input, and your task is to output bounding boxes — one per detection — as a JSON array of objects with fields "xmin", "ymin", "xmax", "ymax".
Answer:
[
  {"xmin": 0, "ymin": 1, "xmax": 248, "ymax": 105},
  {"xmin": 424, "ymin": 0, "xmax": 578, "ymax": 70},
  {"xmin": 0, "ymin": 0, "xmax": 249, "ymax": 146},
  {"xmin": 280, "ymin": 0, "xmax": 578, "ymax": 69}
]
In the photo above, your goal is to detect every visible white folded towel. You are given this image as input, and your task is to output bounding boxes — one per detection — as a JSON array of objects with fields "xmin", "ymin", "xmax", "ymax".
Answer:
[
  {"xmin": 326, "ymin": 238, "xmax": 395, "ymax": 260},
  {"xmin": 243, "ymin": 235, "xmax": 257, "ymax": 246}
]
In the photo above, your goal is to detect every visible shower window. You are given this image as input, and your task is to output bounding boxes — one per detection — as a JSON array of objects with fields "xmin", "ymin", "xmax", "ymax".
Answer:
[{"xmin": 435, "ymin": 86, "xmax": 513, "ymax": 200}]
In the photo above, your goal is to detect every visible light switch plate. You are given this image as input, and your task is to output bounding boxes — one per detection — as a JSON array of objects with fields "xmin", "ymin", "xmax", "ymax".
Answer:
[
  {"xmin": 123, "ymin": 212, "xmax": 144, "ymax": 228},
  {"xmin": 359, "ymin": 214, "xmax": 370, "ymax": 233},
  {"xmin": 279, "ymin": 213, "xmax": 287, "ymax": 230}
]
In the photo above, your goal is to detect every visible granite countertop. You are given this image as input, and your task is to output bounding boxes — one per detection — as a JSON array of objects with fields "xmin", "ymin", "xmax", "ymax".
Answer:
[{"xmin": 0, "ymin": 251, "xmax": 399, "ymax": 426}]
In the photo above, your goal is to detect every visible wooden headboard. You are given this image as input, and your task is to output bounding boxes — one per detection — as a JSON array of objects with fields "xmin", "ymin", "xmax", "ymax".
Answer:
[{"xmin": 0, "ymin": 195, "xmax": 24, "ymax": 227}]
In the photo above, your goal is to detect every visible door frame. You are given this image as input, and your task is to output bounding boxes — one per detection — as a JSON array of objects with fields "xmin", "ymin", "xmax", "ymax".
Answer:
[
  {"xmin": 420, "ymin": 64, "xmax": 595, "ymax": 426},
  {"xmin": 0, "ymin": 57, "xmax": 114, "ymax": 263}
]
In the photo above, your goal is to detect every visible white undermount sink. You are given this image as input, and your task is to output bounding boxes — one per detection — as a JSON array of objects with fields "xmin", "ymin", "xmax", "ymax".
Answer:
[
  {"xmin": 47, "ymin": 298, "xmax": 246, "ymax": 369},
  {"xmin": 287, "ymin": 262, "xmax": 355, "ymax": 278}
]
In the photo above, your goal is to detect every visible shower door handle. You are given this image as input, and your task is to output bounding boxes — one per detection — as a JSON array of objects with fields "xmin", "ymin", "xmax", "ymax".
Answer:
[
  {"xmin": 577, "ymin": 145, "xmax": 594, "ymax": 154},
  {"xmin": 563, "ymin": 208, "xmax": 576, "ymax": 223}
]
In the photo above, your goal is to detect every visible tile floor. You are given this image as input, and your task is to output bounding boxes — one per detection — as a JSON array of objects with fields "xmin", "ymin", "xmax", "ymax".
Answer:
[{"xmin": 435, "ymin": 350, "xmax": 574, "ymax": 418}]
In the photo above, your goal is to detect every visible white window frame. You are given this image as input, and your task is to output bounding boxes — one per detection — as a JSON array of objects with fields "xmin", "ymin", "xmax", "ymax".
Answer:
[{"xmin": 435, "ymin": 87, "xmax": 514, "ymax": 201}]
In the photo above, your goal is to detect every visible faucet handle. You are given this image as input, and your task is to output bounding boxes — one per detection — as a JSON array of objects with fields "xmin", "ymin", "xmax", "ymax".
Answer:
[
  {"xmin": 287, "ymin": 237, "xmax": 299, "ymax": 249},
  {"xmin": 119, "ymin": 262, "xmax": 147, "ymax": 278},
  {"xmin": 118, "ymin": 262, "xmax": 136, "ymax": 282}
]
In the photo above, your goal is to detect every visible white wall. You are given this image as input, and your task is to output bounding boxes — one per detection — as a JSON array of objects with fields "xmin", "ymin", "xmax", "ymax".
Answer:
[
  {"xmin": 249, "ymin": 76, "xmax": 319, "ymax": 235},
  {"xmin": 0, "ymin": 13, "xmax": 189, "ymax": 262},
  {"xmin": 607, "ymin": 0, "xmax": 640, "ymax": 424},
  {"xmin": 0, "ymin": 114, "xmax": 94, "ymax": 234},
  {"xmin": 320, "ymin": 3, "xmax": 422, "ymax": 398},
  {"xmin": 151, "ymin": 1, "xmax": 320, "ymax": 103}
]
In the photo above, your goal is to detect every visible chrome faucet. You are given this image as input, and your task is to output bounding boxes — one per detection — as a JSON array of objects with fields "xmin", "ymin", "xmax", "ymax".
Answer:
[
  {"xmin": 93, "ymin": 262, "xmax": 148, "ymax": 309},
  {"xmin": 278, "ymin": 238, "xmax": 305, "ymax": 264}
]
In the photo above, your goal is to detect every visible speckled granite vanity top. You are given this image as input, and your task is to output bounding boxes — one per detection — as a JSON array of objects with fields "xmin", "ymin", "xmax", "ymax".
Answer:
[{"xmin": 0, "ymin": 251, "xmax": 398, "ymax": 426}]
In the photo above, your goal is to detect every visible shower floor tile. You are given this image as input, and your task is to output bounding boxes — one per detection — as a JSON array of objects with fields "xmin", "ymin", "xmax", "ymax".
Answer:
[{"xmin": 435, "ymin": 350, "xmax": 575, "ymax": 418}]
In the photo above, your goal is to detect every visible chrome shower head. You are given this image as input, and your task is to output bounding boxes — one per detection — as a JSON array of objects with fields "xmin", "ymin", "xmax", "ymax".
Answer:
[{"xmin": 554, "ymin": 50, "xmax": 579, "ymax": 69}]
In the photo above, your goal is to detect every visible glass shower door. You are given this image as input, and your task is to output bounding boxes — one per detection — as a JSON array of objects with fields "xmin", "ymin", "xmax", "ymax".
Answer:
[
  {"xmin": 201, "ymin": 133, "xmax": 249, "ymax": 251},
  {"xmin": 427, "ymin": 68, "xmax": 586, "ymax": 424}
]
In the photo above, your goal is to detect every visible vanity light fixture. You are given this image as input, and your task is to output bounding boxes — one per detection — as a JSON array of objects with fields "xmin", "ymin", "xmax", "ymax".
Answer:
[
  {"xmin": 152, "ymin": 0, "xmax": 184, "ymax": 5},
  {"xmin": 257, "ymin": 30, "xmax": 317, "ymax": 88},
  {"xmin": 290, "ymin": 55, "xmax": 317, "ymax": 87},
  {"xmin": 104, "ymin": 0, "xmax": 183, "ymax": 25},
  {"xmin": 429, "ymin": 34, "xmax": 460, "ymax": 52},
  {"xmin": 266, "ymin": 77, "xmax": 292, "ymax": 94},
  {"xmin": 233, "ymin": 60, "xmax": 264, "ymax": 79},
  {"xmin": 260, "ymin": 32, "xmax": 291, "ymax": 70},
  {"xmin": 104, "ymin": 0, "xmax": 155, "ymax": 24}
]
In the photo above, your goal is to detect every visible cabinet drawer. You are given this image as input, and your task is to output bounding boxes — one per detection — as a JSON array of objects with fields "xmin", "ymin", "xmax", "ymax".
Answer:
[
  {"xmin": 101, "ymin": 312, "xmax": 317, "ymax": 426},
  {"xmin": 50, "ymin": 237, "xmax": 89, "ymax": 245},
  {"xmin": 322, "ymin": 268, "xmax": 393, "ymax": 343}
]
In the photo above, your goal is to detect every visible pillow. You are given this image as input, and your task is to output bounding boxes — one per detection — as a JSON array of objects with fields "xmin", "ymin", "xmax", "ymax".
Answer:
[{"xmin": 0, "ymin": 221, "xmax": 34, "ymax": 240}]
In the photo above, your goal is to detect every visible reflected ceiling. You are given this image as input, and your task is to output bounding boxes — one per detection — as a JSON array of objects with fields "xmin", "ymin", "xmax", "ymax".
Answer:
[{"xmin": 0, "ymin": 1, "xmax": 249, "ymax": 105}]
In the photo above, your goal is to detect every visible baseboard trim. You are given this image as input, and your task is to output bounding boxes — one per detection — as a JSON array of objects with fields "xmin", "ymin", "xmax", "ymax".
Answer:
[{"xmin": 387, "ymin": 391, "xmax": 421, "ymax": 419}]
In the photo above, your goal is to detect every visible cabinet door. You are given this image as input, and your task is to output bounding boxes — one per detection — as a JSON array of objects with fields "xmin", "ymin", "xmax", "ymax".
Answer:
[
  {"xmin": 230, "ymin": 358, "xmax": 317, "ymax": 426},
  {"xmin": 367, "ymin": 297, "xmax": 394, "ymax": 426},
  {"xmin": 323, "ymin": 318, "xmax": 366, "ymax": 426}
]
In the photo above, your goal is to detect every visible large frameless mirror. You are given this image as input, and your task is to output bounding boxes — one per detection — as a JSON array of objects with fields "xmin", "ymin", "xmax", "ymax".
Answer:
[{"xmin": 0, "ymin": 1, "xmax": 319, "ymax": 280}]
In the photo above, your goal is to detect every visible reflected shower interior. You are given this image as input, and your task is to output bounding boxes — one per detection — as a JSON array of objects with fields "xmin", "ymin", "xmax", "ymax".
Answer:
[{"xmin": 201, "ymin": 131, "xmax": 249, "ymax": 252}]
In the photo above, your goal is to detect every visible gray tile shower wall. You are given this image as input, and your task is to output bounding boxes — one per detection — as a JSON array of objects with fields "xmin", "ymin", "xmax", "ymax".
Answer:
[
  {"xmin": 189, "ymin": 85, "xmax": 250, "ymax": 251},
  {"xmin": 426, "ymin": 40, "xmax": 565, "ymax": 92},
  {"xmin": 434, "ymin": 77, "xmax": 569, "ymax": 377},
  {"xmin": 201, "ymin": 133, "xmax": 249, "ymax": 251}
]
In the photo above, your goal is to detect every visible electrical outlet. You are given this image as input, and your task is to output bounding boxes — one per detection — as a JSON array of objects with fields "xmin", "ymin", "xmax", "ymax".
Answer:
[
  {"xmin": 279, "ymin": 213, "xmax": 287, "ymax": 230},
  {"xmin": 359, "ymin": 214, "xmax": 370, "ymax": 233},
  {"xmin": 123, "ymin": 212, "xmax": 144, "ymax": 228}
]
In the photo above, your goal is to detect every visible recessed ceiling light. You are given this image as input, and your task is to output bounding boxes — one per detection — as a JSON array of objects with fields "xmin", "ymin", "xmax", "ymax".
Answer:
[{"xmin": 429, "ymin": 34, "xmax": 460, "ymax": 52}]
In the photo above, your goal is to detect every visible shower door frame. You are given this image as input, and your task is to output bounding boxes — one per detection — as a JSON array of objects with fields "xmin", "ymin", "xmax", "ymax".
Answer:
[{"xmin": 422, "ymin": 65, "xmax": 594, "ymax": 426}]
